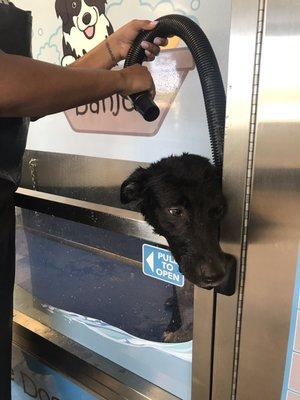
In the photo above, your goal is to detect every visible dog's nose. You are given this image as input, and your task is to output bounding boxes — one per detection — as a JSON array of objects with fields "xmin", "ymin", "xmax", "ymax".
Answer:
[
  {"xmin": 202, "ymin": 269, "xmax": 226, "ymax": 286},
  {"xmin": 198, "ymin": 257, "xmax": 228, "ymax": 287},
  {"xmin": 82, "ymin": 12, "xmax": 92, "ymax": 25}
]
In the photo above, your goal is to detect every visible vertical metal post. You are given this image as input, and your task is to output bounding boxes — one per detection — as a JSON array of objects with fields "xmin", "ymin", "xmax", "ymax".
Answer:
[
  {"xmin": 236, "ymin": 0, "xmax": 300, "ymax": 398},
  {"xmin": 212, "ymin": 1, "xmax": 266, "ymax": 399},
  {"xmin": 192, "ymin": 289, "xmax": 215, "ymax": 399}
]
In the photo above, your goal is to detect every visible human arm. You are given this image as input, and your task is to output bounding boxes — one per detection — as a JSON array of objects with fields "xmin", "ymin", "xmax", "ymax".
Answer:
[{"xmin": 0, "ymin": 50, "xmax": 154, "ymax": 118}]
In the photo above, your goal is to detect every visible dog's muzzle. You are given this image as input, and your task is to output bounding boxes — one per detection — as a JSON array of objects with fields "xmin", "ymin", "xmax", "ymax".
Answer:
[
  {"xmin": 215, "ymin": 253, "xmax": 236, "ymax": 295},
  {"xmin": 198, "ymin": 253, "xmax": 236, "ymax": 295},
  {"xmin": 180, "ymin": 252, "xmax": 236, "ymax": 295}
]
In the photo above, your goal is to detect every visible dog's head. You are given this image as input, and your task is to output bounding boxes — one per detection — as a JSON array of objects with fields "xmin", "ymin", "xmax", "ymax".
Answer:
[
  {"xmin": 55, "ymin": 0, "xmax": 108, "ymax": 37},
  {"xmin": 121, "ymin": 154, "xmax": 235, "ymax": 290}
]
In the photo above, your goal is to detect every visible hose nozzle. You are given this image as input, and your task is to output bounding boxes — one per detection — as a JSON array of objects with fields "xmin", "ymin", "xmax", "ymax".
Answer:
[{"xmin": 130, "ymin": 91, "xmax": 160, "ymax": 122}]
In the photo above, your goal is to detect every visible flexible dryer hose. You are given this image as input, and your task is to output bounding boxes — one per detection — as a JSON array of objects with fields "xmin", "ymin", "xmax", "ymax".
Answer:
[{"xmin": 125, "ymin": 14, "xmax": 226, "ymax": 168}]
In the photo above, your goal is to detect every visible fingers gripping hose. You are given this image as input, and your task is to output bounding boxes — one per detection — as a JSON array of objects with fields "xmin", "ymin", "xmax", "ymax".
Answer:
[{"xmin": 124, "ymin": 14, "xmax": 226, "ymax": 168}]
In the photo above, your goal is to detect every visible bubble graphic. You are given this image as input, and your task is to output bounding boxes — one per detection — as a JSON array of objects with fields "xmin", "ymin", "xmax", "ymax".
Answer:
[
  {"xmin": 36, "ymin": 26, "xmax": 62, "ymax": 65},
  {"xmin": 191, "ymin": 0, "xmax": 200, "ymax": 11}
]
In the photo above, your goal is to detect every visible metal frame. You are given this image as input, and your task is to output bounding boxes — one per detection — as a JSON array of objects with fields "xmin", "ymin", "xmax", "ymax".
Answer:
[
  {"xmin": 17, "ymin": 160, "xmax": 217, "ymax": 400},
  {"xmin": 15, "ymin": 188, "xmax": 214, "ymax": 400},
  {"xmin": 212, "ymin": 0, "xmax": 266, "ymax": 399},
  {"xmin": 191, "ymin": 290, "xmax": 215, "ymax": 399},
  {"xmin": 21, "ymin": 151, "xmax": 150, "ymax": 209},
  {"xmin": 212, "ymin": 0, "xmax": 300, "ymax": 399},
  {"xmin": 14, "ymin": 185, "xmax": 191, "ymax": 400},
  {"xmin": 13, "ymin": 310, "xmax": 180, "ymax": 400},
  {"xmin": 16, "ymin": 135, "xmax": 217, "ymax": 400},
  {"xmin": 13, "ymin": 1, "xmax": 263, "ymax": 398},
  {"xmin": 13, "ymin": 1, "xmax": 300, "ymax": 399},
  {"xmin": 14, "ymin": 0, "xmax": 264, "ymax": 395},
  {"xmin": 235, "ymin": 0, "xmax": 300, "ymax": 398},
  {"xmin": 14, "ymin": 188, "xmax": 189, "ymax": 399}
]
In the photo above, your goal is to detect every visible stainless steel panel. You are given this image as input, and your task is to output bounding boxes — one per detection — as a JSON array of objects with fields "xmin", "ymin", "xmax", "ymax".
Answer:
[
  {"xmin": 192, "ymin": 290, "xmax": 215, "ymax": 400},
  {"xmin": 21, "ymin": 151, "xmax": 148, "ymax": 209},
  {"xmin": 236, "ymin": 0, "xmax": 300, "ymax": 398},
  {"xmin": 212, "ymin": 1, "xmax": 265, "ymax": 399}
]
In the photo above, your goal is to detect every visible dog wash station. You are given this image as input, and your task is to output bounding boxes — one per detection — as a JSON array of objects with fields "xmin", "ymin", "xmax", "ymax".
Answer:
[{"xmin": 11, "ymin": 1, "xmax": 300, "ymax": 400}]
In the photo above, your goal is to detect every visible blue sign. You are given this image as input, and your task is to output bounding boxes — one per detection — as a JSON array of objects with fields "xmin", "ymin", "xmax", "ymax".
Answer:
[{"xmin": 142, "ymin": 244, "xmax": 185, "ymax": 287}]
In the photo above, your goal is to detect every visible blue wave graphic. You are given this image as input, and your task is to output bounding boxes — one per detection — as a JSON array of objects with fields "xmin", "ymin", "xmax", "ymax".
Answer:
[{"xmin": 44, "ymin": 304, "xmax": 192, "ymax": 361}]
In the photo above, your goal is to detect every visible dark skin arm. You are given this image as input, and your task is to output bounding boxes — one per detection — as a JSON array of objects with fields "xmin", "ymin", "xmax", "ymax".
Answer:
[
  {"xmin": 0, "ymin": 50, "xmax": 154, "ymax": 118},
  {"xmin": 0, "ymin": 19, "xmax": 169, "ymax": 118}
]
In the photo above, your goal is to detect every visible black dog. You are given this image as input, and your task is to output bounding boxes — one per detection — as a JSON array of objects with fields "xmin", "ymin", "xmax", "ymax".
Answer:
[
  {"xmin": 55, "ymin": 0, "xmax": 113, "ymax": 66},
  {"xmin": 121, "ymin": 153, "xmax": 235, "ymax": 342}
]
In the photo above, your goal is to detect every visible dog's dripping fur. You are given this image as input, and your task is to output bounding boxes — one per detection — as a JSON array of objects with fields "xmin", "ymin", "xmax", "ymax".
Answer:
[{"xmin": 121, "ymin": 153, "xmax": 230, "ymax": 342}]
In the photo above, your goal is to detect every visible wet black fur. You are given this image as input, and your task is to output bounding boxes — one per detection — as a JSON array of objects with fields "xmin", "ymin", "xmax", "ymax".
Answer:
[
  {"xmin": 121, "ymin": 153, "xmax": 227, "ymax": 285},
  {"xmin": 121, "ymin": 153, "xmax": 228, "ymax": 342}
]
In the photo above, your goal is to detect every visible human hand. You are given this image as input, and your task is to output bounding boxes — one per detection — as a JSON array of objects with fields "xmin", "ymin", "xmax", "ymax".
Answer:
[
  {"xmin": 108, "ymin": 19, "xmax": 168, "ymax": 63},
  {"xmin": 118, "ymin": 64, "xmax": 155, "ymax": 98}
]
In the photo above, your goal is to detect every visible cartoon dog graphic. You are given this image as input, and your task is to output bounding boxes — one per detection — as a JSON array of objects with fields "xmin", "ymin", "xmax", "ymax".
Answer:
[{"xmin": 55, "ymin": 0, "xmax": 114, "ymax": 66}]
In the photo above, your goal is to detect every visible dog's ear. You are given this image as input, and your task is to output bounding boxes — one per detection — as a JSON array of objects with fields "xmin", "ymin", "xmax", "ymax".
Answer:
[
  {"xmin": 55, "ymin": 0, "xmax": 68, "ymax": 19},
  {"xmin": 86, "ymin": 0, "xmax": 107, "ymax": 11},
  {"xmin": 120, "ymin": 167, "xmax": 149, "ymax": 204}
]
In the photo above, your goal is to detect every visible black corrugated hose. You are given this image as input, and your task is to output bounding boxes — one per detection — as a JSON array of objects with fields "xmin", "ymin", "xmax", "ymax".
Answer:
[{"xmin": 124, "ymin": 14, "xmax": 226, "ymax": 168}]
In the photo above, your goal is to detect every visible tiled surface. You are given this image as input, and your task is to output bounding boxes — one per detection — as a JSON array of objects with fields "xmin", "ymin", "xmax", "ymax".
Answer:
[
  {"xmin": 287, "ymin": 294, "xmax": 300, "ymax": 397},
  {"xmin": 282, "ymin": 249, "xmax": 300, "ymax": 400},
  {"xmin": 289, "ymin": 353, "xmax": 300, "ymax": 393},
  {"xmin": 295, "ymin": 312, "xmax": 300, "ymax": 352},
  {"xmin": 287, "ymin": 391, "xmax": 300, "ymax": 400}
]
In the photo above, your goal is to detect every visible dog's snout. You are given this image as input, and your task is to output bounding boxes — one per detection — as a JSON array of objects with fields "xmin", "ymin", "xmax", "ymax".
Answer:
[
  {"xmin": 224, "ymin": 253, "xmax": 236, "ymax": 269},
  {"xmin": 201, "ymin": 267, "xmax": 226, "ymax": 287},
  {"xmin": 215, "ymin": 253, "xmax": 237, "ymax": 295},
  {"xmin": 82, "ymin": 12, "xmax": 92, "ymax": 25}
]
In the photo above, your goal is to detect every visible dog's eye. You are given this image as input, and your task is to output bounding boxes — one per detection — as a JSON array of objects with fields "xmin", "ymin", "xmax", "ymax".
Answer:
[
  {"xmin": 168, "ymin": 207, "xmax": 183, "ymax": 217},
  {"xmin": 72, "ymin": 1, "xmax": 77, "ymax": 9}
]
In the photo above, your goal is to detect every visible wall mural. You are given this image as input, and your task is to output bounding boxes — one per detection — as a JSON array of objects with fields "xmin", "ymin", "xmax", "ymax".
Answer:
[{"xmin": 13, "ymin": 0, "xmax": 231, "ymax": 163}]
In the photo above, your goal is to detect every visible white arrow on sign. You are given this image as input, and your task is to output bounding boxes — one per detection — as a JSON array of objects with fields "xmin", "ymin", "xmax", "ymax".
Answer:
[{"xmin": 146, "ymin": 252, "xmax": 154, "ymax": 272}]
